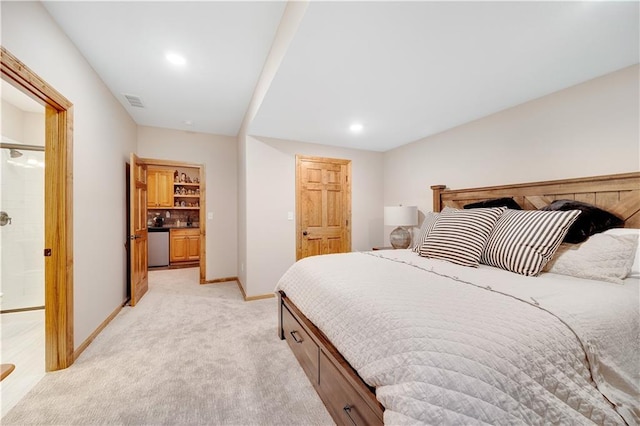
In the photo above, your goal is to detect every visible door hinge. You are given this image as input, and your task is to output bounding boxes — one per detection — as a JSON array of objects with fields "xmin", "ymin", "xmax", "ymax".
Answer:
[{"xmin": 44, "ymin": 248, "xmax": 52, "ymax": 257}]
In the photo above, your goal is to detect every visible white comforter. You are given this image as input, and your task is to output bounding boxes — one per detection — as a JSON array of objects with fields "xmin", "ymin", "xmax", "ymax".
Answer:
[{"xmin": 276, "ymin": 250, "xmax": 639, "ymax": 425}]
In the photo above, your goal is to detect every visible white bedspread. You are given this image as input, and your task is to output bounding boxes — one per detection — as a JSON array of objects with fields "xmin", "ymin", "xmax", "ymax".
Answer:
[{"xmin": 276, "ymin": 250, "xmax": 639, "ymax": 425}]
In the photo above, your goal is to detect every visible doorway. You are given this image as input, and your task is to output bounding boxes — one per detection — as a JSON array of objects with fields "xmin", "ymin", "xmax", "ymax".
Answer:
[
  {"xmin": 1, "ymin": 46, "xmax": 74, "ymax": 373},
  {"xmin": 0, "ymin": 83, "xmax": 46, "ymax": 416},
  {"xmin": 127, "ymin": 157, "xmax": 206, "ymax": 308},
  {"xmin": 295, "ymin": 155, "xmax": 351, "ymax": 260}
]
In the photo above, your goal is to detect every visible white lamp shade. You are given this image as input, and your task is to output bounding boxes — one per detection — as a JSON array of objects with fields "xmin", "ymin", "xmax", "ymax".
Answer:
[{"xmin": 384, "ymin": 206, "xmax": 418, "ymax": 227}]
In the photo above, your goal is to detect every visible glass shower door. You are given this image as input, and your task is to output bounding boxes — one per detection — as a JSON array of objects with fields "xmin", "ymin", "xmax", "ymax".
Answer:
[{"xmin": 0, "ymin": 146, "xmax": 45, "ymax": 312}]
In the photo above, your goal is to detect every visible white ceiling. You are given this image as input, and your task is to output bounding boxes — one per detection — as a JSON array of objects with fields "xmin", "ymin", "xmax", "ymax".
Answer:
[
  {"xmin": 43, "ymin": 1, "xmax": 286, "ymax": 136},
  {"xmin": 42, "ymin": 1, "xmax": 638, "ymax": 152}
]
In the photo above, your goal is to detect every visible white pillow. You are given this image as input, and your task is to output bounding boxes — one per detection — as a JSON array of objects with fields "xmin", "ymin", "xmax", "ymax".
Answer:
[
  {"xmin": 544, "ymin": 233, "xmax": 639, "ymax": 284},
  {"xmin": 603, "ymin": 228, "xmax": 640, "ymax": 278},
  {"xmin": 412, "ymin": 211, "xmax": 439, "ymax": 253}
]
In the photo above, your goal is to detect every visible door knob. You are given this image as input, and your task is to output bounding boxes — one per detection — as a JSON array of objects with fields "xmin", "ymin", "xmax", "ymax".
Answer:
[{"xmin": 302, "ymin": 231, "xmax": 308, "ymax": 236}]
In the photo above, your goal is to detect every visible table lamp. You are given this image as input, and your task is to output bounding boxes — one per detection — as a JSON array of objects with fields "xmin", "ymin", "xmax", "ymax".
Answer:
[{"xmin": 384, "ymin": 205, "xmax": 418, "ymax": 249}]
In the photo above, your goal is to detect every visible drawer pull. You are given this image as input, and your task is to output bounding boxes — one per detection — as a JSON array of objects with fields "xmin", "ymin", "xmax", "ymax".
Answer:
[
  {"xmin": 343, "ymin": 405, "xmax": 357, "ymax": 426},
  {"xmin": 290, "ymin": 330, "xmax": 303, "ymax": 344}
]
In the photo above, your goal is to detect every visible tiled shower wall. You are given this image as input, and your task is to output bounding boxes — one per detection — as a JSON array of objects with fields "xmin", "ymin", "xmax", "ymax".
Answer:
[
  {"xmin": 1, "ymin": 99, "xmax": 45, "ymax": 311},
  {"xmin": 0, "ymin": 149, "xmax": 45, "ymax": 310}
]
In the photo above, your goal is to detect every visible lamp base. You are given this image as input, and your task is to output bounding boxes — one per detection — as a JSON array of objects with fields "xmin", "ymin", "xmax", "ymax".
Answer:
[{"xmin": 390, "ymin": 226, "xmax": 411, "ymax": 249}]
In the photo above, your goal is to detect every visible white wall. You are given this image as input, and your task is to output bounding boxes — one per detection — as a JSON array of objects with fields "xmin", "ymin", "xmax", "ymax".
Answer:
[
  {"xmin": 243, "ymin": 135, "xmax": 384, "ymax": 297},
  {"xmin": 383, "ymin": 64, "xmax": 640, "ymax": 241},
  {"xmin": 22, "ymin": 112, "xmax": 44, "ymax": 146},
  {"xmin": 1, "ymin": 100, "xmax": 22, "ymax": 141},
  {"xmin": 2, "ymin": 1, "xmax": 138, "ymax": 348},
  {"xmin": 1, "ymin": 100, "xmax": 44, "ymax": 145},
  {"xmin": 236, "ymin": 1, "xmax": 309, "ymax": 295},
  {"xmin": 237, "ymin": 134, "xmax": 248, "ymax": 290},
  {"xmin": 137, "ymin": 126, "xmax": 238, "ymax": 280}
]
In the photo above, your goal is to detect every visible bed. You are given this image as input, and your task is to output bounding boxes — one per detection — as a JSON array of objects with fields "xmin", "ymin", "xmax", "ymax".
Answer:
[{"xmin": 276, "ymin": 172, "xmax": 640, "ymax": 426}]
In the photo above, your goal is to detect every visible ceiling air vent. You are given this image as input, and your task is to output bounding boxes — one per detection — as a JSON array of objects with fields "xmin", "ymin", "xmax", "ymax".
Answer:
[{"xmin": 123, "ymin": 94, "xmax": 145, "ymax": 108}]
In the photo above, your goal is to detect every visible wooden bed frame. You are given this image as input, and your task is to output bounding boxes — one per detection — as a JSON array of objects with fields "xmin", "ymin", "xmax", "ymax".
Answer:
[
  {"xmin": 278, "ymin": 171, "xmax": 640, "ymax": 426},
  {"xmin": 431, "ymin": 172, "xmax": 640, "ymax": 222}
]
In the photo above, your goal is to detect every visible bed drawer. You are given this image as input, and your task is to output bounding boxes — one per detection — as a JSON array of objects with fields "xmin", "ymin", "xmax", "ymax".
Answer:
[
  {"xmin": 319, "ymin": 351, "xmax": 381, "ymax": 426},
  {"xmin": 282, "ymin": 305, "xmax": 319, "ymax": 385}
]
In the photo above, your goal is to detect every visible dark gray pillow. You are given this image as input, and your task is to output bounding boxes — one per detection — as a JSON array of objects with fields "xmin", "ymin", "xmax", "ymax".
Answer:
[
  {"xmin": 464, "ymin": 197, "xmax": 522, "ymax": 210},
  {"xmin": 541, "ymin": 199, "xmax": 624, "ymax": 244}
]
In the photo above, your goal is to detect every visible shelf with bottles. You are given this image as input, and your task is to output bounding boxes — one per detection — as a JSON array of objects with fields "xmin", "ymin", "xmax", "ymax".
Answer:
[
  {"xmin": 173, "ymin": 198, "xmax": 200, "ymax": 208},
  {"xmin": 173, "ymin": 186, "xmax": 200, "ymax": 196},
  {"xmin": 171, "ymin": 168, "xmax": 201, "ymax": 209},
  {"xmin": 173, "ymin": 170, "xmax": 200, "ymax": 185}
]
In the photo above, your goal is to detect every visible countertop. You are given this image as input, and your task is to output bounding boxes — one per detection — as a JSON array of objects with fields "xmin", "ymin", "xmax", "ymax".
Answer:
[{"xmin": 148, "ymin": 225, "xmax": 200, "ymax": 230}]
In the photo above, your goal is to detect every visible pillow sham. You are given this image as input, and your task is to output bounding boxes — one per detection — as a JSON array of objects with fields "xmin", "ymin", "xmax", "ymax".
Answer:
[
  {"xmin": 464, "ymin": 197, "xmax": 522, "ymax": 210},
  {"xmin": 543, "ymin": 233, "xmax": 638, "ymax": 284},
  {"xmin": 603, "ymin": 228, "xmax": 640, "ymax": 278},
  {"xmin": 481, "ymin": 209, "xmax": 581, "ymax": 276},
  {"xmin": 540, "ymin": 199, "xmax": 623, "ymax": 244},
  {"xmin": 419, "ymin": 206, "xmax": 506, "ymax": 267},
  {"xmin": 411, "ymin": 211, "xmax": 439, "ymax": 253}
]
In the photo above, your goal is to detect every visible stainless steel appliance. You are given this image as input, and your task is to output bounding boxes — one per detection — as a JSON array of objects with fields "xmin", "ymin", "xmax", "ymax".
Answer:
[{"xmin": 148, "ymin": 228, "xmax": 169, "ymax": 267}]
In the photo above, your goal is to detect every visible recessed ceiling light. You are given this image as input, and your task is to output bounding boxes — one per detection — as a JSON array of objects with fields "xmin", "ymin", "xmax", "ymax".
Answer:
[
  {"xmin": 165, "ymin": 52, "xmax": 186, "ymax": 66},
  {"xmin": 349, "ymin": 123, "xmax": 363, "ymax": 133}
]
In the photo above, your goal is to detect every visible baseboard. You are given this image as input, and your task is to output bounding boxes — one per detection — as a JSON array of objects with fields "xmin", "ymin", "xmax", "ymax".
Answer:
[
  {"xmin": 73, "ymin": 303, "xmax": 123, "ymax": 361},
  {"xmin": 245, "ymin": 293, "xmax": 275, "ymax": 301},
  {"xmin": 202, "ymin": 276, "xmax": 237, "ymax": 285},
  {"xmin": 0, "ymin": 305, "xmax": 45, "ymax": 314},
  {"xmin": 235, "ymin": 278, "xmax": 275, "ymax": 302},
  {"xmin": 235, "ymin": 279, "xmax": 248, "ymax": 299}
]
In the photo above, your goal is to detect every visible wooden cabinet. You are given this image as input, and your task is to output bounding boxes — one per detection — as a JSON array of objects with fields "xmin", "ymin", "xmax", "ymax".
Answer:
[
  {"xmin": 170, "ymin": 228, "xmax": 200, "ymax": 262},
  {"xmin": 282, "ymin": 305, "xmax": 319, "ymax": 385},
  {"xmin": 147, "ymin": 169, "xmax": 174, "ymax": 207},
  {"xmin": 279, "ymin": 293, "xmax": 384, "ymax": 426},
  {"xmin": 318, "ymin": 352, "xmax": 381, "ymax": 426}
]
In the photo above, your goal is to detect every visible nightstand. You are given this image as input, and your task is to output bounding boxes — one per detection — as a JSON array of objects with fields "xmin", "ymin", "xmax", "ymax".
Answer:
[{"xmin": 372, "ymin": 246, "xmax": 394, "ymax": 250}]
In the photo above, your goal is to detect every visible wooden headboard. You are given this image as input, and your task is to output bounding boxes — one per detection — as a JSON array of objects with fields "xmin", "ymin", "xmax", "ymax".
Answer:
[{"xmin": 431, "ymin": 172, "xmax": 640, "ymax": 228}]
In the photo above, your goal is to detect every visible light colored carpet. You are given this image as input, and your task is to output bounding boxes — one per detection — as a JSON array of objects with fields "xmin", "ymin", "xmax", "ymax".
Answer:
[{"xmin": 2, "ymin": 268, "xmax": 334, "ymax": 425}]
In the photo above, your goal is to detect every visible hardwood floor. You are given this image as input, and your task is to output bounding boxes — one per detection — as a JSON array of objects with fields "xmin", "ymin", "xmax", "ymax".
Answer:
[{"xmin": 0, "ymin": 309, "xmax": 45, "ymax": 417}]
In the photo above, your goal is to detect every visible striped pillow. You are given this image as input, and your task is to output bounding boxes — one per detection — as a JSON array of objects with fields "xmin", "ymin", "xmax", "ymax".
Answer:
[
  {"xmin": 419, "ymin": 207, "xmax": 506, "ymax": 267},
  {"xmin": 481, "ymin": 209, "xmax": 581, "ymax": 276},
  {"xmin": 412, "ymin": 211, "xmax": 439, "ymax": 253}
]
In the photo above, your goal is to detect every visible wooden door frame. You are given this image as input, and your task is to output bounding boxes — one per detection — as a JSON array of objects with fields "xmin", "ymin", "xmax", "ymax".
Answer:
[
  {"xmin": 295, "ymin": 155, "xmax": 352, "ymax": 260},
  {"xmin": 1, "ymin": 47, "xmax": 74, "ymax": 371},
  {"xmin": 138, "ymin": 158, "xmax": 206, "ymax": 283}
]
